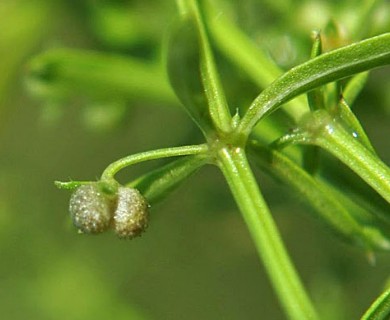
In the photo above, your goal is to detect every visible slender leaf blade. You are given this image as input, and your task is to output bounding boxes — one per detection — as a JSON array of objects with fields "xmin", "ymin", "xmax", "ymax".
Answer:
[
  {"xmin": 27, "ymin": 48, "xmax": 175, "ymax": 103},
  {"xmin": 203, "ymin": 0, "xmax": 308, "ymax": 122},
  {"xmin": 249, "ymin": 141, "xmax": 390, "ymax": 251},
  {"xmin": 361, "ymin": 287, "xmax": 390, "ymax": 320},
  {"xmin": 239, "ymin": 33, "xmax": 390, "ymax": 136},
  {"xmin": 130, "ymin": 155, "xmax": 208, "ymax": 205},
  {"xmin": 167, "ymin": 0, "xmax": 232, "ymax": 135},
  {"xmin": 167, "ymin": 17, "xmax": 215, "ymax": 134}
]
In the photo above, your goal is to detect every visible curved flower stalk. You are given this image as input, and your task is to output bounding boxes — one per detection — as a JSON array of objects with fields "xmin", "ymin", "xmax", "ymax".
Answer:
[{"xmin": 57, "ymin": 145, "xmax": 209, "ymax": 239}]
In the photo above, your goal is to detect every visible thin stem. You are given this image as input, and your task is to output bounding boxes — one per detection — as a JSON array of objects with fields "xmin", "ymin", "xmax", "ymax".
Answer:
[
  {"xmin": 101, "ymin": 144, "xmax": 209, "ymax": 181},
  {"xmin": 314, "ymin": 119, "xmax": 390, "ymax": 204},
  {"xmin": 217, "ymin": 146, "xmax": 319, "ymax": 320}
]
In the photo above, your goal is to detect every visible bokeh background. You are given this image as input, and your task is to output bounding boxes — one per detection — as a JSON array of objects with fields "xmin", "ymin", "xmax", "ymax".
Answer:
[{"xmin": 1, "ymin": 0, "xmax": 389, "ymax": 319}]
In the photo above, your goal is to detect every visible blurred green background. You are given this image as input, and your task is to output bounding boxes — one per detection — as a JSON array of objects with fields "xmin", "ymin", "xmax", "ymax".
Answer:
[{"xmin": 1, "ymin": 0, "xmax": 389, "ymax": 319}]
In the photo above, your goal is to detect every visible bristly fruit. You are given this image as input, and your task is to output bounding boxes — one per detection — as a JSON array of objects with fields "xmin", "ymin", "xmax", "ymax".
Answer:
[
  {"xmin": 114, "ymin": 187, "xmax": 149, "ymax": 239},
  {"xmin": 69, "ymin": 183, "xmax": 113, "ymax": 234}
]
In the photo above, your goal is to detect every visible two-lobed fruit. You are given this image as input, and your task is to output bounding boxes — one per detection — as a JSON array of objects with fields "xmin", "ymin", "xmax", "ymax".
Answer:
[{"xmin": 69, "ymin": 183, "xmax": 149, "ymax": 238}]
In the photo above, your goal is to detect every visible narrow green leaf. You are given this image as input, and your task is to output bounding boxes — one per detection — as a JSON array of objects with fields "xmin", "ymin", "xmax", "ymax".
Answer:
[
  {"xmin": 249, "ymin": 141, "xmax": 390, "ymax": 251},
  {"xmin": 167, "ymin": 16, "xmax": 214, "ymax": 134},
  {"xmin": 129, "ymin": 155, "xmax": 208, "ymax": 205},
  {"xmin": 336, "ymin": 98, "xmax": 375, "ymax": 153},
  {"xmin": 304, "ymin": 31, "xmax": 324, "ymax": 174},
  {"xmin": 343, "ymin": 72, "xmax": 369, "ymax": 106},
  {"xmin": 203, "ymin": 0, "xmax": 308, "ymax": 122},
  {"xmin": 314, "ymin": 118, "xmax": 390, "ymax": 206},
  {"xmin": 311, "ymin": 30, "xmax": 323, "ymax": 58},
  {"xmin": 203, "ymin": 0, "xmax": 282, "ymax": 88},
  {"xmin": 282, "ymin": 110, "xmax": 390, "ymax": 205},
  {"xmin": 349, "ymin": 0, "xmax": 383, "ymax": 40},
  {"xmin": 318, "ymin": 153, "xmax": 390, "ymax": 225},
  {"xmin": 307, "ymin": 31, "xmax": 325, "ymax": 111},
  {"xmin": 26, "ymin": 48, "xmax": 176, "ymax": 104},
  {"xmin": 238, "ymin": 33, "xmax": 390, "ymax": 137},
  {"xmin": 316, "ymin": 174, "xmax": 390, "ymax": 253},
  {"xmin": 361, "ymin": 287, "xmax": 390, "ymax": 320},
  {"xmin": 302, "ymin": 146, "xmax": 320, "ymax": 175},
  {"xmin": 167, "ymin": 0, "xmax": 232, "ymax": 135}
]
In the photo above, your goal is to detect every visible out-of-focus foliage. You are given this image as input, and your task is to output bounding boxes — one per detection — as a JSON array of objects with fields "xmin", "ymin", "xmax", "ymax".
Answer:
[{"xmin": 0, "ymin": 0, "xmax": 389, "ymax": 319}]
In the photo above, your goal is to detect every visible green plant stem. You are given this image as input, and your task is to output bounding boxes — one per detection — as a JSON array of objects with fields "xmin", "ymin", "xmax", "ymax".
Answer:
[
  {"xmin": 361, "ymin": 287, "xmax": 390, "ymax": 320},
  {"xmin": 313, "ymin": 119, "xmax": 390, "ymax": 205},
  {"xmin": 101, "ymin": 144, "xmax": 208, "ymax": 181},
  {"xmin": 217, "ymin": 146, "xmax": 319, "ymax": 320},
  {"xmin": 275, "ymin": 109, "xmax": 390, "ymax": 206}
]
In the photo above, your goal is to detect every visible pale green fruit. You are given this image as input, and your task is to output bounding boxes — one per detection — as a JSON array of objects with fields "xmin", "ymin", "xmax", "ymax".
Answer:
[
  {"xmin": 114, "ymin": 187, "xmax": 149, "ymax": 239},
  {"xmin": 69, "ymin": 183, "xmax": 113, "ymax": 234}
]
